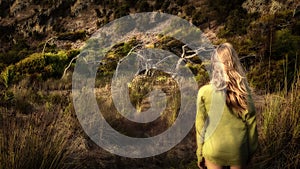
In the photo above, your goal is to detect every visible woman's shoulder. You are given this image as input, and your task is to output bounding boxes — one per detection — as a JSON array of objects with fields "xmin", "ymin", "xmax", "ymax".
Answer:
[{"xmin": 198, "ymin": 84, "xmax": 213, "ymax": 96}]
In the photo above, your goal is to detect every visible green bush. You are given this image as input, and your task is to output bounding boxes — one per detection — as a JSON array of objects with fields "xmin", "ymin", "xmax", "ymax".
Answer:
[
  {"xmin": 0, "ymin": 50, "xmax": 75, "ymax": 87},
  {"xmin": 0, "ymin": 90, "xmax": 14, "ymax": 107},
  {"xmin": 248, "ymin": 60, "xmax": 286, "ymax": 92},
  {"xmin": 0, "ymin": 40, "xmax": 33, "ymax": 66},
  {"xmin": 185, "ymin": 62, "xmax": 209, "ymax": 87},
  {"xmin": 0, "ymin": 65, "xmax": 16, "ymax": 88},
  {"xmin": 272, "ymin": 29, "xmax": 300, "ymax": 60},
  {"xmin": 273, "ymin": 10, "xmax": 294, "ymax": 27},
  {"xmin": 44, "ymin": 51, "xmax": 70, "ymax": 78},
  {"xmin": 0, "ymin": 63, "xmax": 5, "ymax": 73},
  {"xmin": 219, "ymin": 8, "xmax": 259, "ymax": 37},
  {"xmin": 270, "ymin": 29, "xmax": 300, "ymax": 89},
  {"xmin": 97, "ymin": 41, "xmax": 136, "ymax": 78}
]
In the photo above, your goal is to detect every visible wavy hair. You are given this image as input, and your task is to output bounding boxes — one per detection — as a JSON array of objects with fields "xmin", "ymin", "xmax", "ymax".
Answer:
[{"xmin": 210, "ymin": 43, "xmax": 248, "ymax": 117}]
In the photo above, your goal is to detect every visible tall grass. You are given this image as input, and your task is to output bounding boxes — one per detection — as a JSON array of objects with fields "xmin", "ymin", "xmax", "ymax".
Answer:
[
  {"xmin": 0, "ymin": 79, "xmax": 80, "ymax": 169},
  {"xmin": 0, "ymin": 61, "xmax": 299, "ymax": 168},
  {"xmin": 252, "ymin": 72, "xmax": 300, "ymax": 169},
  {"xmin": 0, "ymin": 114, "xmax": 72, "ymax": 169}
]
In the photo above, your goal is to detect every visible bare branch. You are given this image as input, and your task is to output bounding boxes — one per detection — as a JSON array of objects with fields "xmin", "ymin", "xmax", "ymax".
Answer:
[
  {"xmin": 181, "ymin": 44, "xmax": 188, "ymax": 58},
  {"xmin": 181, "ymin": 46, "xmax": 215, "ymax": 60},
  {"xmin": 118, "ymin": 44, "xmax": 143, "ymax": 64},
  {"xmin": 240, "ymin": 54, "xmax": 257, "ymax": 60},
  {"xmin": 42, "ymin": 36, "xmax": 57, "ymax": 61},
  {"xmin": 61, "ymin": 54, "xmax": 79, "ymax": 79}
]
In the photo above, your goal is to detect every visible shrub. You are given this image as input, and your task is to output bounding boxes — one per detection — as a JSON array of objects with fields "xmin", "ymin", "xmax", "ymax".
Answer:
[
  {"xmin": 0, "ymin": 65, "xmax": 16, "ymax": 88},
  {"xmin": 219, "ymin": 8, "xmax": 259, "ymax": 37},
  {"xmin": 0, "ymin": 50, "xmax": 75, "ymax": 87},
  {"xmin": 225, "ymin": 8, "xmax": 248, "ymax": 35},
  {"xmin": 97, "ymin": 41, "xmax": 136, "ymax": 78},
  {"xmin": 272, "ymin": 29, "xmax": 300, "ymax": 61},
  {"xmin": 247, "ymin": 60, "xmax": 286, "ymax": 92},
  {"xmin": 44, "ymin": 51, "xmax": 70, "ymax": 78},
  {"xmin": 0, "ymin": 90, "xmax": 14, "ymax": 107},
  {"xmin": 0, "ymin": 40, "xmax": 32, "ymax": 66},
  {"xmin": 270, "ymin": 29, "xmax": 300, "ymax": 89}
]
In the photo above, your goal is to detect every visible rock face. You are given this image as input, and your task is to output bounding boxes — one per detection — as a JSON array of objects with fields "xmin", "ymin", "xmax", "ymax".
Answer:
[
  {"xmin": 0, "ymin": 0, "xmax": 104, "ymax": 51},
  {"xmin": 0, "ymin": 0, "xmax": 298, "ymax": 52},
  {"xmin": 0, "ymin": 0, "xmax": 207, "ymax": 52}
]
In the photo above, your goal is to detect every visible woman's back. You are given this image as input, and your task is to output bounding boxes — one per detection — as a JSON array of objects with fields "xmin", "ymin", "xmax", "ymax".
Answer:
[
  {"xmin": 197, "ymin": 84, "xmax": 255, "ymax": 166},
  {"xmin": 195, "ymin": 43, "xmax": 258, "ymax": 169}
]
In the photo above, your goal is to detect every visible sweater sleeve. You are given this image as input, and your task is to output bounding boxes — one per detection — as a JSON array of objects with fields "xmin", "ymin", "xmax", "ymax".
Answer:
[
  {"xmin": 195, "ymin": 87, "xmax": 208, "ymax": 163},
  {"xmin": 245, "ymin": 94, "xmax": 258, "ymax": 159}
]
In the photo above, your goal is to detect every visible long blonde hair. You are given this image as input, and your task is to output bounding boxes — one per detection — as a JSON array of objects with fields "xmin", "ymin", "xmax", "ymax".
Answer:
[{"xmin": 210, "ymin": 43, "xmax": 248, "ymax": 117}]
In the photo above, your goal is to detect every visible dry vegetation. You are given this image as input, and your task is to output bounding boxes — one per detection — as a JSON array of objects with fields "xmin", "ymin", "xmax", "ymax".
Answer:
[{"xmin": 0, "ymin": 0, "xmax": 300, "ymax": 169}]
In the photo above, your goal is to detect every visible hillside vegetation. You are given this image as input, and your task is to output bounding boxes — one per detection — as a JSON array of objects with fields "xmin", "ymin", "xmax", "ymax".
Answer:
[{"xmin": 0, "ymin": 0, "xmax": 299, "ymax": 169}]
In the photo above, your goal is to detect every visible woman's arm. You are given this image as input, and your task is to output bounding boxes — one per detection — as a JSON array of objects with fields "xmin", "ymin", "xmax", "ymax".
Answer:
[
  {"xmin": 246, "ymin": 94, "xmax": 258, "ymax": 159},
  {"xmin": 195, "ymin": 87, "xmax": 208, "ymax": 164}
]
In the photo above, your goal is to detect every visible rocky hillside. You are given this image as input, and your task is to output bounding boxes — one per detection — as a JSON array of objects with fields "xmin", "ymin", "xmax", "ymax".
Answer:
[
  {"xmin": 0, "ymin": 1, "xmax": 300, "ymax": 169},
  {"xmin": 1, "ymin": 0, "xmax": 297, "ymax": 50},
  {"xmin": 0, "ymin": 0, "xmax": 299, "ymax": 89},
  {"xmin": 0, "ymin": 0, "xmax": 206, "ymax": 51}
]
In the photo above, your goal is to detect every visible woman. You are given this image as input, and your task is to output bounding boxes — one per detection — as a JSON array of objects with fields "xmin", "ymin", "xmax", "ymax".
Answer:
[{"xmin": 195, "ymin": 43, "xmax": 258, "ymax": 169}]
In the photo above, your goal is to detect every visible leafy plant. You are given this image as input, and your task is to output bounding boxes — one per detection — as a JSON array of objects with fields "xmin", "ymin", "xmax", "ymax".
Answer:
[{"xmin": 0, "ymin": 50, "xmax": 78, "ymax": 87}]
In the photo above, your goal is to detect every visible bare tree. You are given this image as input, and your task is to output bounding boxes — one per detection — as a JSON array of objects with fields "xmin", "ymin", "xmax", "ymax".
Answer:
[{"xmin": 116, "ymin": 43, "xmax": 213, "ymax": 78}]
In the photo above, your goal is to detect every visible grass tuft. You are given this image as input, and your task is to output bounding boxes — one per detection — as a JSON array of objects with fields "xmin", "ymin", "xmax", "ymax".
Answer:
[{"xmin": 252, "ymin": 73, "xmax": 300, "ymax": 169}]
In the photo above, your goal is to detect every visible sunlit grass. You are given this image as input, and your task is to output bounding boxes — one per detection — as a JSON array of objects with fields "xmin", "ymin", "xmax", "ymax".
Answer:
[
  {"xmin": 251, "ymin": 73, "xmax": 300, "ymax": 169},
  {"xmin": 0, "ymin": 70, "xmax": 299, "ymax": 169},
  {"xmin": 0, "ymin": 114, "xmax": 72, "ymax": 169}
]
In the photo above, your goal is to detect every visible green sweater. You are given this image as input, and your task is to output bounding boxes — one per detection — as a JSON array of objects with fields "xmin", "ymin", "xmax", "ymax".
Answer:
[{"xmin": 195, "ymin": 84, "xmax": 258, "ymax": 166}]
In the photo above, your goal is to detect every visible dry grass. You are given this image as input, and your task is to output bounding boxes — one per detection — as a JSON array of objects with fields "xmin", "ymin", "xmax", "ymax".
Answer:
[
  {"xmin": 0, "ymin": 77, "xmax": 83, "ymax": 169},
  {"xmin": 0, "ymin": 113, "xmax": 71, "ymax": 169},
  {"xmin": 250, "ymin": 73, "xmax": 300, "ymax": 169},
  {"xmin": 0, "ymin": 72, "xmax": 299, "ymax": 169}
]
